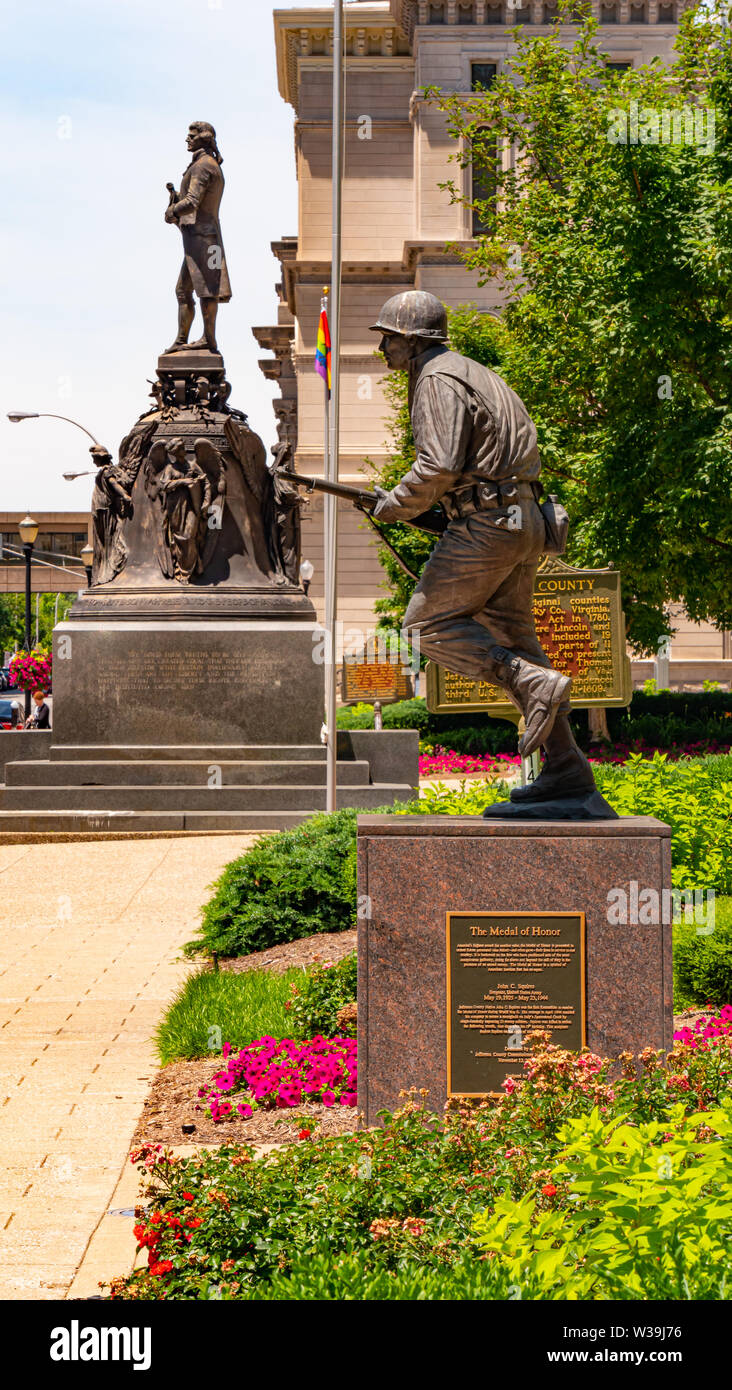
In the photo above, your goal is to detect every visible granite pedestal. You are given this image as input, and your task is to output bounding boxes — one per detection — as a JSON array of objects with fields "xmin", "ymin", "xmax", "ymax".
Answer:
[
  {"xmin": 51, "ymin": 619, "xmax": 323, "ymax": 746},
  {"xmin": 357, "ymin": 814, "xmax": 672, "ymax": 1124}
]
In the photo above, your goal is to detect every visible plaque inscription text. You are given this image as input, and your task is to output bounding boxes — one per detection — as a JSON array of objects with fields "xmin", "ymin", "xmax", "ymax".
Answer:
[{"xmin": 446, "ymin": 912, "xmax": 586, "ymax": 1096}]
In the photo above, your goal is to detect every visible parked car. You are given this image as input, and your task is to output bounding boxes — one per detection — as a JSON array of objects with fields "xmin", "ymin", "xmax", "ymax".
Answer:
[{"xmin": 0, "ymin": 699, "xmax": 24, "ymax": 729}]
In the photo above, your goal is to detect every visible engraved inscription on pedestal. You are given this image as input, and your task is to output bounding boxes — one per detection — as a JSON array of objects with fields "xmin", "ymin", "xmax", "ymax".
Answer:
[{"xmin": 446, "ymin": 911, "xmax": 586, "ymax": 1097}]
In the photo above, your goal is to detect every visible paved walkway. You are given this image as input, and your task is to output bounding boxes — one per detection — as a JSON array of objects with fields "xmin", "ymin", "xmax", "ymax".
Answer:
[{"xmin": 0, "ymin": 834, "xmax": 254, "ymax": 1299}]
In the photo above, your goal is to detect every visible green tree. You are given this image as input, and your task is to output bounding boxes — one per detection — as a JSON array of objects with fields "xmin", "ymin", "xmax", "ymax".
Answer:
[
  {"xmin": 0, "ymin": 592, "xmax": 75, "ymax": 659},
  {"xmin": 372, "ymin": 1, "xmax": 732, "ymax": 654}
]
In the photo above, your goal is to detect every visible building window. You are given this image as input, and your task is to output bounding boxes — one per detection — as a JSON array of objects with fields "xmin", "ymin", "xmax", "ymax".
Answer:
[
  {"xmin": 471, "ymin": 128, "xmax": 497, "ymax": 236},
  {"xmin": 429, "ymin": 2, "xmax": 446, "ymax": 22},
  {"xmin": 601, "ymin": 2, "xmax": 618, "ymax": 20},
  {"xmin": 657, "ymin": 0, "xmax": 673, "ymax": 17},
  {"xmin": 0, "ymin": 530, "xmax": 88, "ymax": 565},
  {"xmin": 605, "ymin": 60, "xmax": 633, "ymax": 71},
  {"xmin": 471, "ymin": 61, "xmax": 497, "ymax": 92},
  {"xmin": 458, "ymin": 1, "xmax": 475, "ymax": 22}
]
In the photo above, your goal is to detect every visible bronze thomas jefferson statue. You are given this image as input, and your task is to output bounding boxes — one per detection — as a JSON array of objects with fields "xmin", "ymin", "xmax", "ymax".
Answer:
[
  {"xmin": 369, "ymin": 291, "xmax": 596, "ymax": 807},
  {"xmin": 164, "ymin": 121, "xmax": 231, "ymax": 354}
]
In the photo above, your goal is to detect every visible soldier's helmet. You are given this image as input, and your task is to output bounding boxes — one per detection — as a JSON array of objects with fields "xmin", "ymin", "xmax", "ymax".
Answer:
[{"xmin": 370, "ymin": 291, "xmax": 448, "ymax": 342}]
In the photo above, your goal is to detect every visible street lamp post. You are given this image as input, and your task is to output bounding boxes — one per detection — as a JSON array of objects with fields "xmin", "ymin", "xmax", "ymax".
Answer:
[
  {"xmin": 7, "ymin": 411, "xmax": 101, "ymax": 445},
  {"xmin": 80, "ymin": 543, "xmax": 94, "ymax": 588},
  {"xmin": 299, "ymin": 559, "xmax": 314, "ymax": 598},
  {"xmin": 18, "ymin": 514, "xmax": 39, "ymax": 721}
]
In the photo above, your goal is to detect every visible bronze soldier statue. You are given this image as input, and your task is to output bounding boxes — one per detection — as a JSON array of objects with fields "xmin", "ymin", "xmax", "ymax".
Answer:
[
  {"xmin": 368, "ymin": 291, "xmax": 596, "ymax": 806},
  {"xmin": 164, "ymin": 121, "xmax": 231, "ymax": 354}
]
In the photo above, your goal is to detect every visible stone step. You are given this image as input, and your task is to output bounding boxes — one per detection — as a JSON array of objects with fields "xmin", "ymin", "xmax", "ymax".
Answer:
[
  {"xmin": 49, "ymin": 743, "xmax": 329, "ymax": 763},
  {"xmin": 0, "ymin": 810, "xmax": 315, "ymax": 835},
  {"xmin": 5, "ymin": 759, "xmax": 372, "ymax": 788},
  {"xmin": 0, "ymin": 783, "xmax": 412, "ymax": 813}
]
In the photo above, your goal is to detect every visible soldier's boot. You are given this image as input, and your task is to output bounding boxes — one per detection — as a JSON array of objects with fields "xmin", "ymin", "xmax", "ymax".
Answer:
[
  {"xmin": 510, "ymin": 705, "xmax": 596, "ymax": 803},
  {"xmin": 488, "ymin": 646, "xmax": 571, "ymax": 757}
]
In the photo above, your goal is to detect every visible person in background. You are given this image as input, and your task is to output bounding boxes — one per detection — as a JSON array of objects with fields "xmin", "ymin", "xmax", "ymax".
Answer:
[
  {"xmin": 27, "ymin": 690, "xmax": 50, "ymax": 730},
  {"xmin": 9, "ymin": 701, "xmax": 23, "ymax": 729}
]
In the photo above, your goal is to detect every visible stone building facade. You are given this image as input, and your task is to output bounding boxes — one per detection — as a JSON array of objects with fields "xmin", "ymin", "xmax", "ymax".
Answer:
[{"xmin": 256, "ymin": 0, "xmax": 730, "ymax": 685}]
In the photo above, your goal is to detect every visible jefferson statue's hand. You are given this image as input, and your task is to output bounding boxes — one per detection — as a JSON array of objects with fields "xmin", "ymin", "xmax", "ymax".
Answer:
[{"xmin": 165, "ymin": 205, "xmax": 178, "ymax": 224}]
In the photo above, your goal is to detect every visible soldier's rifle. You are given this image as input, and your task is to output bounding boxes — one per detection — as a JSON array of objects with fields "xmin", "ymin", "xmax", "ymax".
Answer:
[{"xmin": 287, "ymin": 472, "xmax": 445, "ymax": 583}]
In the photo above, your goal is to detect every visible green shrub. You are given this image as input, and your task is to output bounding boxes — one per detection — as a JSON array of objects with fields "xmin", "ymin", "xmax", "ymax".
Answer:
[
  {"xmin": 285, "ymin": 953, "xmax": 358, "ymax": 1038},
  {"xmin": 674, "ymin": 898, "xmax": 732, "ymax": 1009},
  {"xmin": 185, "ymin": 810, "xmax": 358, "ymax": 959},
  {"xmin": 338, "ymin": 691, "xmax": 732, "ymax": 754},
  {"xmin": 593, "ymin": 753, "xmax": 732, "ymax": 894},
  {"xmin": 402, "ymin": 755, "xmax": 732, "ymax": 895},
  {"xmin": 473, "ymin": 1104, "xmax": 732, "ymax": 1301},
  {"xmin": 240, "ymin": 1248, "xmax": 508, "ymax": 1301},
  {"xmin": 112, "ymin": 1028, "xmax": 732, "ymax": 1301},
  {"xmin": 155, "ymin": 968, "xmax": 299, "ymax": 1064},
  {"xmin": 188, "ymin": 755, "xmax": 731, "ymax": 962}
]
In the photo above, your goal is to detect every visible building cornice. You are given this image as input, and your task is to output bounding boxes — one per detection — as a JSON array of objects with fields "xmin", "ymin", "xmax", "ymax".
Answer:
[
  {"xmin": 392, "ymin": 0, "xmax": 691, "ymax": 40},
  {"xmin": 275, "ymin": 2, "xmax": 686, "ymax": 112},
  {"xmin": 274, "ymin": 5, "xmax": 410, "ymax": 112},
  {"xmin": 251, "ymin": 324, "xmax": 295, "ymax": 356}
]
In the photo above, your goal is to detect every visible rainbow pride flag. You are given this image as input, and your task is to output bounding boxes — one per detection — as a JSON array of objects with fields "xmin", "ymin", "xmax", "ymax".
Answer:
[{"xmin": 315, "ymin": 308, "xmax": 331, "ymax": 394}]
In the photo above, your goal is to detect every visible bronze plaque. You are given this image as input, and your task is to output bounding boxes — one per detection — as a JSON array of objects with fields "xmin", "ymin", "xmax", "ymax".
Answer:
[
  {"xmin": 446, "ymin": 911, "xmax": 586, "ymax": 1097},
  {"xmin": 427, "ymin": 557, "xmax": 632, "ymax": 716},
  {"xmin": 341, "ymin": 636, "xmax": 413, "ymax": 706}
]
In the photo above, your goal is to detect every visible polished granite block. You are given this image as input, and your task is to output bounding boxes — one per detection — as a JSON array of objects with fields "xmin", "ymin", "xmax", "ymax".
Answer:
[{"xmin": 357, "ymin": 815, "xmax": 672, "ymax": 1124}]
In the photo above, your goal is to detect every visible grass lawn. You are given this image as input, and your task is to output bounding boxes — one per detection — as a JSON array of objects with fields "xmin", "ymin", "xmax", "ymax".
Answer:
[{"xmin": 156, "ymin": 968, "xmax": 301, "ymax": 1065}]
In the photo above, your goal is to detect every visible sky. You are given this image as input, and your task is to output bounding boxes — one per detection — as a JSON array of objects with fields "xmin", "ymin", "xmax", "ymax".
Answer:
[{"xmin": 0, "ymin": 0, "xmax": 327, "ymax": 513}]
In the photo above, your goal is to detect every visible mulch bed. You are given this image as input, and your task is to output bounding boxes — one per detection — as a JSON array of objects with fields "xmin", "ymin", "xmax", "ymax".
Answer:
[
  {"xmin": 219, "ymin": 929, "xmax": 356, "ymax": 976},
  {"xmin": 134, "ymin": 929, "xmax": 359, "ymax": 1149},
  {"xmin": 133, "ymin": 925, "xmax": 710, "ymax": 1150},
  {"xmin": 132, "ymin": 1057, "xmax": 358, "ymax": 1150}
]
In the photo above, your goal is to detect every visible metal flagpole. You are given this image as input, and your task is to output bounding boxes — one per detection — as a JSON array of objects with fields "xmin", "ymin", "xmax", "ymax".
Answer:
[
  {"xmin": 321, "ymin": 283, "xmax": 330, "ymax": 593},
  {"xmin": 325, "ymin": 0, "xmax": 344, "ymax": 815}
]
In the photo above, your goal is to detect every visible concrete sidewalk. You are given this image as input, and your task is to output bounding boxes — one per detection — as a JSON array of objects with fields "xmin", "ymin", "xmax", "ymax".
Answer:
[{"xmin": 0, "ymin": 834, "xmax": 254, "ymax": 1299}]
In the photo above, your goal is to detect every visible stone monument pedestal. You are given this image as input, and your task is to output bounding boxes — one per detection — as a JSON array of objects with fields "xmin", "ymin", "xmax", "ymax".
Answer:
[
  {"xmin": 51, "ymin": 617, "xmax": 323, "ymax": 746},
  {"xmin": 357, "ymin": 814, "xmax": 672, "ymax": 1125}
]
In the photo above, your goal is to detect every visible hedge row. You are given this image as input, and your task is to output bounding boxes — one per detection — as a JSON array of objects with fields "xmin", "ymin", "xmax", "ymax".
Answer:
[{"xmin": 337, "ymin": 691, "xmax": 732, "ymax": 755}]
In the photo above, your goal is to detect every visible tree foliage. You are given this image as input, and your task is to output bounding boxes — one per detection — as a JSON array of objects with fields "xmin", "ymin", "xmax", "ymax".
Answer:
[
  {"xmin": 367, "ymin": 306, "xmax": 506, "ymax": 637},
  {"xmin": 371, "ymin": 1, "xmax": 732, "ymax": 654},
  {"xmin": 0, "ymin": 592, "xmax": 74, "ymax": 659}
]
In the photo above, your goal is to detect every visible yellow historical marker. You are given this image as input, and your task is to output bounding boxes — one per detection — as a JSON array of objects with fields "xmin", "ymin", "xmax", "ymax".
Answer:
[{"xmin": 426, "ymin": 556, "xmax": 632, "ymax": 722}]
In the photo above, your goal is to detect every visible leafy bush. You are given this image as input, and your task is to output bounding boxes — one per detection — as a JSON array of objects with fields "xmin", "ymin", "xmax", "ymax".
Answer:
[
  {"xmin": 185, "ymin": 810, "xmax": 358, "ymax": 959},
  {"xmin": 155, "ymin": 969, "xmax": 299, "ymax": 1065},
  {"xmin": 240, "ymin": 1248, "xmax": 509, "ymax": 1301},
  {"xmin": 593, "ymin": 754, "xmax": 732, "ymax": 894},
  {"xmin": 674, "ymin": 899, "xmax": 732, "ymax": 1009},
  {"xmin": 110, "ymin": 1026, "xmax": 732, "ymax": 1301},
  {"xmin": 337, "ymin": 696, "xmax": 519, "ymax": 752},
  {"xmin": 473, "ymin": 1105, "xmax": 732, "ymax": 1301},
  {"xmin": 188, "ymin": 755, "xmax": 732, "ymax": 962},
  {"xmin": 286, "ymin": 953, "xmax": 358, "ymax": 1039},
  {"xmin": 337, "ymin": 692, "xmax": 732, "ymax": 756}
]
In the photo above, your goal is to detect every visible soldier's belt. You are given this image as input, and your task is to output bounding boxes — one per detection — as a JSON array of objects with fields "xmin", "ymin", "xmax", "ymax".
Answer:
[{"xmin": 443, "ymin": 478, "xmax": 536, "ymax": 521}]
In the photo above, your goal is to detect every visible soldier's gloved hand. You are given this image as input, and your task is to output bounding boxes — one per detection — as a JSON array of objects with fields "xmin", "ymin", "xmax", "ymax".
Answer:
[{"xmin": 372, "ymin": 485, "xmax": 394, "ymax": 520}]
